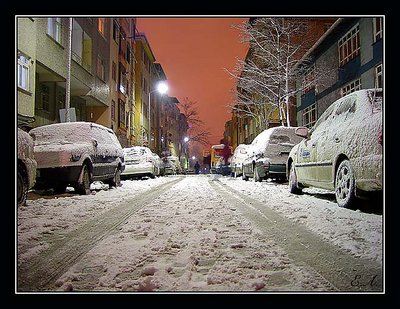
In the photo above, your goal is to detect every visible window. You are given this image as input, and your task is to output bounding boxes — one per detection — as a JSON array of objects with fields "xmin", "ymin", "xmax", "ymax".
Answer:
[
  {"xmin": 71, "ymin": 20, "xmax": 92, "ymax": 72},
  {"xmin": 302, "ymin": 65, "xmax": 315, "ymax": 94},
  {"xmin": 17, "ymin": 52, "xmax": 30, "ymax": 91},
  {"xmin": 302, "ymin": 103, "xmax": 317, "ymax": 128},
  {"xmin": 113, "ymin": 19, "xmax": 119, "ymax": 42},
  {"xmin": 111, "ymin": 100, "xmax": 115, "ymax": 121},
  {"xmin": 40, "ymin": 84, "xmax": 50, "ymax": 112},
  {"xmin": 127, "ymin": 45, "xmax": 131, "ymax": 64},
  {"xmin": 112, "ymin": 61, "xmax": 116, "ymax": 81},
  {"xmin": 341, "ymin": 78, "xmax": 362, "ymax": 96},
  {"xmin": 118, "ymin": 99, "xmax": 125, "ymax": 125},
  {"xmin": 373, "ymin": 17, "xmax": 383, "ymax": 42},
  {"xmin": 98, "ymin": 18, "xmax": 106, "ymax": 37},
  {"xmin": 47, "ymin": 17, "xmax": 62, "ymax": 44},
  {"xmin": 375, "ymin": 64, "xmax": 382, "ymax": 88},
  {"xmin": 119, "ymin": 64, "xmax": 127, "ymax": 95},
  {"xmin": 338, "ymin": 24, "xmax": 360, "ymax": 66},
  {"xmin": 97, "ymin": 56, "xmax": 105, "ymax": 81}
]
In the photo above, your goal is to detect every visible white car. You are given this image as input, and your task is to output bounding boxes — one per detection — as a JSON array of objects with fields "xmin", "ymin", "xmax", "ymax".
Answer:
[
  {"xmin": 163, "ymin": 155, "xmax": 181, "ymax": 175},
  {"xmin": 30, "ymin": 122, "xmax": 124, "ymax": 195},
  {"xmin": 122, "ymin": 146, "xmax": 158, "ymax": 179},
  {"xmin": 230, "ymin": 144, "xmax": 250, "ymax": 177},
  {"xmin": 17, "ymin": 128, "xmax": 37, "ymax": 206},
  {"xmin": 287, "ymin": 88, "xmax": 383, "ymax": 208}
]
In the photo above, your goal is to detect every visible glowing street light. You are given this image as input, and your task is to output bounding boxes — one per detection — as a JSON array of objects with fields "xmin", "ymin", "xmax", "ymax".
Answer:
[
  {"xmin": 192, "ymin": 156, "xmax": 196, "ymax": 160},
  {"xmin": 184, "ymin": 136, "xmax": 189, "ymax": 143},
  {"xmin": 148, "ymin": 81, "xmax": 168, "ymax": 148}
]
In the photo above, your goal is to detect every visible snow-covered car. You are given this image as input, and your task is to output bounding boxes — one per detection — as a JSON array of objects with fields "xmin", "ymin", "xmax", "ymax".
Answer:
[
  {"xmin": 30, "ymin": 122, "xmax": 124, "ymax": 194},
  {"xmin": 287, "ymin": 88, "xmax": 383, "ymax": 208},
  {"xmin": 152, "ymin": 153, "xmax": 165, "ymax": 176},
  {"xmin": 17, "ymin": 128, "xmax": 37, "ymax": 206},
  {"xmin": 163, "ymin": 156, "xmax": 181, "ymax": 175},
  {"xmin": 121, "ymin": 146, "xmax": 158, "ymax": 179},
  {"xmin": 242, "ymin": 126, "xmax": 304, "ymax": 182},
  {"xmin": 231, "ymin": 144, "xmax": 250, "ymax": 177}
]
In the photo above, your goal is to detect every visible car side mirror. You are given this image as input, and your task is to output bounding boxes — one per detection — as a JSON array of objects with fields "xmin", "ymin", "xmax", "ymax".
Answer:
[
  {"xmin": 295, "ymin": 127, "xmax": 309, "ymax": 138},
  {"xmin": 92, "ymin": 139, "xmax": 98, "ymax": 147}
]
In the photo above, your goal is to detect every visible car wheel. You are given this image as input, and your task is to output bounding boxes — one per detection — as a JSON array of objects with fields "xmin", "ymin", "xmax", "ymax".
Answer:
[
  {"xmin": 288, "ymin": 164, "xmax": 302, "ymax": 194},
  {"xmin": 75, "ymin": 165, "xmax": 91, "ymax": 195},
  {"xmin": 109, "ymin": 168, "xmax": 122, "ymax": 187},
  {"xmin": 335, "ymin": 160, "xmax": 356, "ymax": 208},
  {"xmin": 17, "ymin": 167, "xmax": 28, "ymax": 207},
  {"xmin": 253, "ymin": 168, "xmax": 261, "ymax": 182},
  {"xmin": 242, "ymin": 168, "xmax": 248, "ymax": 181}
]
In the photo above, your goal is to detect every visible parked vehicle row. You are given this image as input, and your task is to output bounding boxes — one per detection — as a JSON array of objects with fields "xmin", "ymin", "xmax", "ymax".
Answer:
[
  {"xmin": 17, "ymin": 121, "xmax": 186, "ymax": 206},
  {"xmin": 230, "ymin": 88, "xmax": 383, "ymax": 209}
]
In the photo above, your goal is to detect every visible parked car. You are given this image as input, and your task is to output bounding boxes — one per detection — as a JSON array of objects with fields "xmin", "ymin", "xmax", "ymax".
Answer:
[
  {"xmin": 152, "ymin": 153, "xmax": 165, "ymax": 176},
  {"xmin": 163, "ymin": 156, "xmax": 181, "ymax": 175},
  {"xmin": 17, "ymin": 128, "xmax": 37, "ymax": 206},
  {"xmin": 287, "ymin": 88, "xmax": 383, "ymax": 208},
  {"xmin": 121, "ymin": 146, "xmax": 158, "ymax": 179},
  {"xmin": 30, "ymin": 122, "xmax": 125, "ymax": 195},
  {"xmin": 231, "ymin": 144, "xmax": 250, "ymax": 177},
  {"xmin": 242, "ymin": 126, "xmax": 304, "ymax": 182}
]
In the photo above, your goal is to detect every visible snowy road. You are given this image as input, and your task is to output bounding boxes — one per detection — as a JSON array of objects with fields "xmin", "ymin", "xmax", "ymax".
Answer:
[{"xmin": 17, "ymin": 175, "xmax": 383, "ymax": 293}]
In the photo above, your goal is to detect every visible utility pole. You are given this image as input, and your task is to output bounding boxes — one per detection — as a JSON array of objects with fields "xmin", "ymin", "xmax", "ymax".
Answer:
[{"xmin": 65, "ymin": 17, "xmax": 73, "ymax": 122}]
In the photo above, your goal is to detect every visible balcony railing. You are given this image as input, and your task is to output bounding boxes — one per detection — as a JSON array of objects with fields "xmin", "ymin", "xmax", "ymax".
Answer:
[{"xmin": 72, "ymin": 51, "xmax": 91, "ymax": 72}]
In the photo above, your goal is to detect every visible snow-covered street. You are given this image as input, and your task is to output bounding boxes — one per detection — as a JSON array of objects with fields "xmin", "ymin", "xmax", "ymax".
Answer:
[{"xmin": 17, "ymin": 175, "xmax": 383, "ymax": 293}]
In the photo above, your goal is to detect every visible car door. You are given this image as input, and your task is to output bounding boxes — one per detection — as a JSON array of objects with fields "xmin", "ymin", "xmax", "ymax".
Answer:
[
  {"xmin": 91, "ymin": 125, "xmax": 115, "ymax": 178},
  {"xmin": 317, "ymin": 95, "xmax": 357, "ymax": 184}
]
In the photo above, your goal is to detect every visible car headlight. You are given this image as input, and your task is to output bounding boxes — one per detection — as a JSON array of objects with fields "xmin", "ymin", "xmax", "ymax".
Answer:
[{"xmin": 71, "ymin": 154, "xmax": 81, "ymax": 162}]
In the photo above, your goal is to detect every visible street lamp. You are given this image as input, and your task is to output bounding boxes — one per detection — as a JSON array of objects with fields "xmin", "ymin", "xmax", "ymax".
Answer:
[{"xmin": 148, "ymin": 81, "xmax": 168, "ymax": 149}]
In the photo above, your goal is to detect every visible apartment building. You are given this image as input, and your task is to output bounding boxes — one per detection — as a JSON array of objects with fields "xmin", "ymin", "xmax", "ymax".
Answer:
[
  {"xmin": 295, "ymin": 17, "xmax": 383, "ymax": 128},
  {"xmin": 17, "ymin": 18, "xmax": 111, "ymax": 129}
]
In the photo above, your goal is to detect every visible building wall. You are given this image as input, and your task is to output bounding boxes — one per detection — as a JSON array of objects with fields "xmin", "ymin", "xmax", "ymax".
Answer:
[
  {"xmin": 17, "ymin": 18, "xmax": 37, "ymax": 117},
  {"xmin": 296, "ymin": 17, "xmax": 383, "ymax": 127}
]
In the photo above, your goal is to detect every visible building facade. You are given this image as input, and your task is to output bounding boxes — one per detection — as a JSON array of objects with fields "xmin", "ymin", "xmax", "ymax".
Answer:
[{"xmin": 295, "ymin": 17, "xmax": 383, "ymax": 128}]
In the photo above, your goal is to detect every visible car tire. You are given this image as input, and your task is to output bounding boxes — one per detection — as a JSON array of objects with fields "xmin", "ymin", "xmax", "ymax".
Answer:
[
  {"xmin": 17, "ymin": 167, "xmax": 28, "ymax": 207},
  {"xmin": 335, "ymin": 160, "xmax": 356, "ymax": 208},
  {"xmin": 242, "ymin": 168, "xmax": 248, "ymax": 181},
  {"xmin": 109, "ymin": 168, "xmax": 122, "ymax": 188},
  {"xmin": 288, "ymin": 164, "xmax": 302, "ymax": 194},
  {"xmin": 254, "ymin": 168, "xmax": 261, "ymax": 182},
  {"xmin": 75, "ymin": 165, "xmax": 91, "ymax": 195}
]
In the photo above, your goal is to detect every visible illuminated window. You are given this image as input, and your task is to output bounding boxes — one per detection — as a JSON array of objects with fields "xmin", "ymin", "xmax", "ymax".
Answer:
[
  {"xmin": 47, "ymin": 17, "xmax": 62, "ymax": 44},
  {"xmin": 375, "ymin": 64, "xmax": 382, "ymax": 88},
  {"xmin": 338, "ymin": 24, "xmax": 360, "ymax": 66},
  {"xmin": 341, "ymin": 78, "xmax": 362, "ymax": 96},
  {"xmin": 373, "ymin": 17, "xmax": 383, "ymax": 42},
  {"xmin": 98, "ymin": 18, "xmax": 106, "ymax": 36},
  {"xmin": 17, "ymin": 52, "xmax": 30, "ymax": 91},
  {"xmin": 302, "ymin": 103, "xmax": 317, "ymax": 128}
]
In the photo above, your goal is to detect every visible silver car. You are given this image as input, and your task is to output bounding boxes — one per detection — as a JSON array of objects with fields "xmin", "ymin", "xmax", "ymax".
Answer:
[
  {"xmin": 30, "ymin": 122, "xmax": 125, "ymax": 195},
  {"xmin": 122, "ymin": 146, "xmax": 158, "ymax": 179},
  {"xmin": 242, "ymin": 126, "xmax": 304, "ymax": 182},
  {"xmin": 287, "ymin": 88, "xmax": 383, "ymax": 208}
]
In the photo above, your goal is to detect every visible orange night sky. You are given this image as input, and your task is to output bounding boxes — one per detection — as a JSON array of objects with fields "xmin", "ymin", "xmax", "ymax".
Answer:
[{"xmin": 136, "ymin": 17, "xmax": 249, "ymax": 147}]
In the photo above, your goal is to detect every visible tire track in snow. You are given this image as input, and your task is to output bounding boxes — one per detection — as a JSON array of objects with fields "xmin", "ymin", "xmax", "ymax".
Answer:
[
  {"xmin": 17, "ymin": 177, "xmax": 185, "ymax": 291},
  {"xmin": 209, "ymin": 178, "xmax": 383, "ymax": 292}
]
